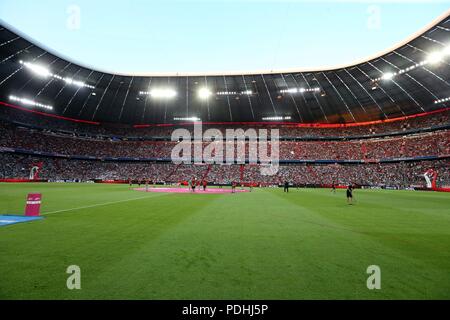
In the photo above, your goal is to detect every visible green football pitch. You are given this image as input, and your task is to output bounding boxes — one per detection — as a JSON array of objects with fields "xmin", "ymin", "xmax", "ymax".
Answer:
[{"xmin": 1, "ymin": 183, "xmax": 449, "ymax": 299}]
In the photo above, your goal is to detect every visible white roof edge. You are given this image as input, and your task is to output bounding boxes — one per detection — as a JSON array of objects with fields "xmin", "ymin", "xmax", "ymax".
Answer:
[{"xmin": 1, "ymin": 8, "xmax": 449, "ymax": 77}]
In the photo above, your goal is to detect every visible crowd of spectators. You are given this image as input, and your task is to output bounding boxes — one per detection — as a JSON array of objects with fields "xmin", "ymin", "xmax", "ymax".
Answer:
[
  {"xmin": 1, "ymin": 119, "xmax": 449, "ymax": 160},
  {"xmin": 1, "ymin": 153, "xmax": 448, "ymax": 188},
  {"xmin": 240, "ymin": 161, "xmax": 450, "ymax": 187},
  {"xmin": 1, "ymin": 106, "xmax": 449, "ymax": 139},
  {"xmin": 1, "ymin": 106, "xmax": 449, "ymax": 188},
  {"xmin": 279, "ymin": 132, "xmax": 450, "ymax": 160}
]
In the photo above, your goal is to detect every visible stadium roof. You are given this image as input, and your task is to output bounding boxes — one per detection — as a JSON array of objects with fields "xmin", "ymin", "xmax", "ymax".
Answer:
[{"xmin": 0, "ymin": 10, "xmax": 449, "ymax": 125}]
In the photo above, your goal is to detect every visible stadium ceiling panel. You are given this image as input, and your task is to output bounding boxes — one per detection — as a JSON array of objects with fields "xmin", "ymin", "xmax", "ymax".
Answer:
[{"xmin": 0, "ymin": 13, "xmax": 449, "ymax": 125}]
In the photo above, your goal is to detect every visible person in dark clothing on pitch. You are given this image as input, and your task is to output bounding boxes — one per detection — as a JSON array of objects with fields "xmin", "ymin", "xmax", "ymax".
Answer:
[
  {"xmin": 331, "ymin": 182, "xmax": 336, "ymax": 194},
  {"xmin": 346, "ymin": 185, "xmax": 354, "ymax": 205},
  {"xmin": 284, "ymin": 181, "xmax": 289, "ymax": 193}
]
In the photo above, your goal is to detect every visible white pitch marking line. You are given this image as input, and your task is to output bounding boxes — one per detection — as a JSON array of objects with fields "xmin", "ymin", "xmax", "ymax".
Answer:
[{"xmin": 42, "ymin": 195, "xmax": 155, "ymax": 215}]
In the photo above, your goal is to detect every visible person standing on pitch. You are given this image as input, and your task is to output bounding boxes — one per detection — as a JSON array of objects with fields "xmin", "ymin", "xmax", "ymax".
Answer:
[
  {"xmin": 346, "ymin": 185, "xmax": 353, "ymax": 205},
  {"xmin": 284, "ymin": 181, "xmax": 289, "ymax": 193},
  {"xmin": 202, "ymin": 180, "xmax": 207, "ymax": 191},
  {"xmin": 331, "ymin": 182, "xmax": 336, "ymax": 194}
]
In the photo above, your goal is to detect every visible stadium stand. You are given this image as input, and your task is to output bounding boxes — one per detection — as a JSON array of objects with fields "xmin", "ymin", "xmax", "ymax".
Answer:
[
  {"xmin": 1, "ymin": 153, "xmax": 449, "ymax": 188},
  {"xmin": 0, "ymin": 16, "xmax": 449, "ymax": 190},
  {"xmin": 0, "ymin": 116, "xmax": 448, "ymax": 160},
  {"xmin": 0, "ymin": 108, "xmax": 448, "ymax": 188}
]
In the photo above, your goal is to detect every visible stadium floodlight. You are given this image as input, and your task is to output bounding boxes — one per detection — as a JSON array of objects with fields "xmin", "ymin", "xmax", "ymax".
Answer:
[
  {"xmin": 72, "ymin": 80, "xmax": 86, "ymax": 87},
  {"xmin": 262, "ymin": 116, "xmax": 283, "ymax": 121},
  {"xmin": 280, "ymin": 87, "xmax": 319, "ymax": 94},
  {"xmin": 173, "ymin": 117, "xmax": 201, "ymax": 121},
  {"xmin": 217, "ymin": 90, "xmax": 252, "ymax": 96},
  {"xmin": 20, "ymin": 61, "xmax": 51, "ymax": 78},
  {"xmin": 381, "ymin": 72, "xmax": 394, "ymax": 81},
  {"xmin": 149, "ymin": 88, "xmax": 177, "ymax": 98},
  {"xmin": 63, "ymin": 77, "xmax": 86, "ymax": 87},
  {"xmin": 217, "ymin": 91, "xmax": 236, "ymax": 95},
  {"xmin": 434, "ymin": 96, "xmax": 450, "ymax": 104},
  {"xmin": 374, "ymin": 47, "xmax": 449, "ymax": 82},
  {"xmin": 198, "ymin": 88, "xmax": 212, "ymax": 99},
  {"xmin": 19, "ymin": 60, "xmax": 95, "ymax": 89},
  {"xmin": 9, "ymin": 95, "xmax": 53, "ymax": 110},
  {"xmin": 427, "ymin": 51, "xmax": 444, "ymax": 65},
  {"xmin": 443, "ymin": 45, "xmax": 450, "ymax": 55},
  {"xmin": 262, "ymin": 116, "xmax": 291, "ymax": 121}
]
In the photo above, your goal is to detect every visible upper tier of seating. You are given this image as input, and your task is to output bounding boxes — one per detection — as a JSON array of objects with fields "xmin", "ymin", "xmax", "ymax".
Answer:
[
  {"xmin": 1, "ymin": 117, "xmax": 448, "ymax": 161},
  {"xmin": 1, "ymin": 105, "xmax": 449, "ymax": 140}
]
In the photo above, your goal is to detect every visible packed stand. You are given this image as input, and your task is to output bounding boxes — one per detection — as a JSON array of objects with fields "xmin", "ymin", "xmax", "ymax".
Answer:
[
  {"xmin": 1, "ymin": 153, "xmax": 448, "ymax": 188},
  {"xmin": 1, "ymin": 119, "xmax": 449, "ymax": 160},
  {"xmin": 1, "ymin": 106, "xmax": 449, "ymax": 139}
]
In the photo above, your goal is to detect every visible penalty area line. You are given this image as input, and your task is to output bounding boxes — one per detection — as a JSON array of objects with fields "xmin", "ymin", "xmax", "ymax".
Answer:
[{"xmin": 42, "ymin": 195, "xmax": 156, "ymax": 216}]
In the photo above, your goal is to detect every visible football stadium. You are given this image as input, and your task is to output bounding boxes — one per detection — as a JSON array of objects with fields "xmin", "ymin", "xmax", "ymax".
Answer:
[{"xmin": 0, "ymin": 1, "xmax": 449, "ymax": 307}]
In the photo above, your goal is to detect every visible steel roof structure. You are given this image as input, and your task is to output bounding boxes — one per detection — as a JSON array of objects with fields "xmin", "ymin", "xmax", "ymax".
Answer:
[{"xmin": 0, "ymin": 11, "xmax": 449, "ymax": 125}]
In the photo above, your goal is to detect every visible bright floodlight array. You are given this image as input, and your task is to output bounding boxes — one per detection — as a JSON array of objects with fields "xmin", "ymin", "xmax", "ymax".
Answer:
[
  {"xmin": 381, "ymin": 72, "xmax": 394, "ymax": 81},
  {"xmin": 375, "ymin": 45, "xmax": 450, "ymax": 82},
  {"xmin": 19, "ymin": 61, "xmax": 95, "ymax": 89},
  {"xmin": 434, "ymin": 96, "xmax": 450, "ymax": 104},
  {"xmin": 140, "ymin": 88, "xmax": 251, "ymax": 99},
  {"xmin": 9, "ymin": 95, "xmax": 53, "ymax": 110},
  {"xmin": 138, "ymin": 86, "xmax": 316, "ymax": 100},
  {"xmin": 280, "ymin": 87, "xmax": 320, "ymax": 94},
  {"xmin": 173, "ymin": 117, "xmax": 201, "ymax": 121},
  {"xmin": 198, "ymin": 88, "xmax": 212, "ymax": 99},
  {"xmin": 139, "ymin": 89, "xmax": 177, "ymax": 98},
  {"xmin": 262, "ymin": 116, "xmax": 291, "ymax": 121},
  {"xmin": 216, "ymin": 90, "xmax": 252, "ymax": 96}
]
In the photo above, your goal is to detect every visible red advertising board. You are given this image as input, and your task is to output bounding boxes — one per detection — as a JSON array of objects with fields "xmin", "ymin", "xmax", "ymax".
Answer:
[{"xmin": 25, "ymin": 193, "xmax": 42, "ymax": 216}]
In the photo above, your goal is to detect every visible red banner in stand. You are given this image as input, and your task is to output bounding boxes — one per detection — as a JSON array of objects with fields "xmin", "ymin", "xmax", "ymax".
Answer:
[{"xmin": 25, "ymin": 193, "xmax": 42, "ymax": 216}]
